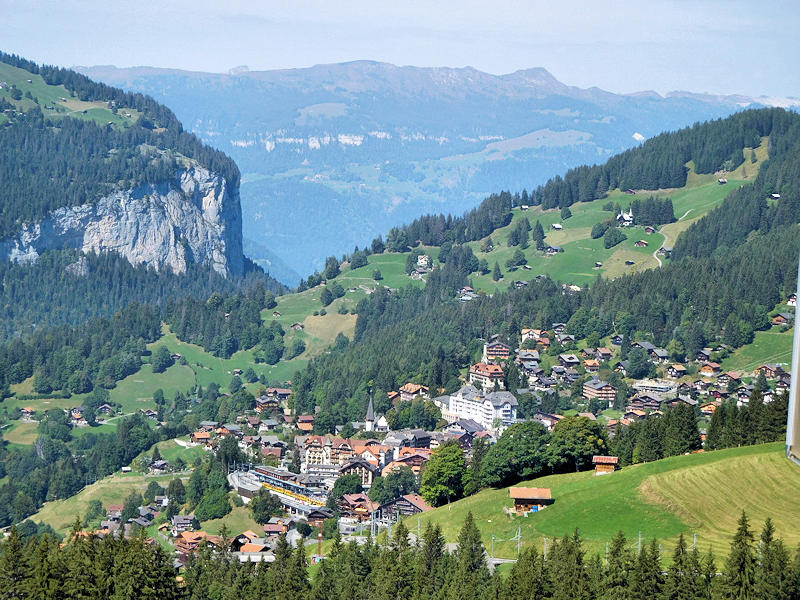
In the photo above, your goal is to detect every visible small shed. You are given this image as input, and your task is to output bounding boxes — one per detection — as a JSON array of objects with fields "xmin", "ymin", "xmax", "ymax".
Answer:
[
  {"xmin": 509, "ymin": 487, "xmax": 553, "ymax": 515},
  {"xmin": 592, "ymin": 455, "xmax": 619, "ymax": 475}
]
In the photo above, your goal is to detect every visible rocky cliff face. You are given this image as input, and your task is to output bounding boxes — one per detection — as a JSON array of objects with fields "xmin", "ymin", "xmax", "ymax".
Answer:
[{"xmin": 0, "ymin": 165, "xmax": 244, "ymax": 277}]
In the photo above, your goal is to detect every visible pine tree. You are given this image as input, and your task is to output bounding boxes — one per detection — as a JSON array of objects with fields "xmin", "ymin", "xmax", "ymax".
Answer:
[
  {"xmin": 629, "ymin": 538, "xmax": 662, "ymax": 599},
  {"xmin": 310, "ymin": 558, "xmax": 337, "ymax": 600},
  {"xmin": 755, "ymin": 517, "xmax": 793, "ymax": 600},
  {"xmin": 549, "ymin": 531, "xmax": 592, "ymax": 600},
  {"xmin": 447, "ymin": 512, "xmax": 490, "ymax": 600},
  {"xmin": 0, "ymin": 526, "xmax": 28, "ymax": 599},
  {"xmin": 663, "ymin": 533, "xmax": 704, "ymax": 600},
  {"xmin": 601, "ymin": 531, "xmax": 632, "ymax": 600},
  {"xmin": 505, "ymin": 546, "xmax": 548, "ymax": 598},
  {"xmin": 720, "ymin": 512, "xmax": 757, "ymax": 600},
  {"xmin": 62, "ymin": 525, "xmax": 100, "ymax": 600},
  {"xmin": 414, "ymin": 523, "xmax": 446, "ymax": 599},
  {"xmin": 492, "ymin": 262, "xmax": 502, "ymax": 282},
  {"xmin": 279, "ymin": 540, "xmax": 310, "ymax": 599},
  {"xmin": 24, "ymin": 535, "xmax": 66, "ymax": 600}
]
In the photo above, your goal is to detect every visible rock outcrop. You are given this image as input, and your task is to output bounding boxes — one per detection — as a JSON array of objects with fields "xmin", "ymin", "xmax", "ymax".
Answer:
[{"xmin": 0, "ymin": 165, "xmax": 244, "ymax": 277}]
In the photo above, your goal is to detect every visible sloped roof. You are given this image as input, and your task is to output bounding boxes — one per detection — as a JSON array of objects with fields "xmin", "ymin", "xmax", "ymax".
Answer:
[{"xmin": 509, "ymin": 487, "xmax": 552, "ymax": 500}]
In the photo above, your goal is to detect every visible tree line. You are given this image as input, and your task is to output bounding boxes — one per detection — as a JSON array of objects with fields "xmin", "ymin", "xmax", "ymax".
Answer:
[
  {"xmin": 0, "ymin": 249, "xmax": 283, "ymax": 341},
  {"xmin": 1, "ymin": 509, "xmax": 799, "ymax": 600},
  {"xmin": 673, "ymin": 111, "xmax": 800, "ymax": 260}
]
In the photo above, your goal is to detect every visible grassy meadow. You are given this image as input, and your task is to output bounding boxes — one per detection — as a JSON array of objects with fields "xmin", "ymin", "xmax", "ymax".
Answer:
[
  {"xmin": 414, "ymin": 443, "xmax": 800, "ymax": 559},
  {"xmin": 0, "ymin": 61, "xmax": 140, "ymax": 127},
  {"xmin": 721, "ymin": 326, "xmax": 793, "ymax": 372},
  {"xmin": 31, "ymin": 472, "xmax": 184, "ymax": 534}
]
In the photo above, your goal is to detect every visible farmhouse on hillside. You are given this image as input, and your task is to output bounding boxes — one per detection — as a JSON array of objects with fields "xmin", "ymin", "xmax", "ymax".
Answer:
[
  {"xmin": 592, "ymin": 455, "xmax": 619, "ymax": 475},
  {"xmin": 509, "ymin": 487, "xmax": 554, "ymax": 515}
]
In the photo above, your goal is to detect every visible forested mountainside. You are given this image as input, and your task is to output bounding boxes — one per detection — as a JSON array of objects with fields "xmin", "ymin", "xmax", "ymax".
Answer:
[
  {"xmin": 0, "ymin": 250, "xmax": 281, "ymax": 340},
  {"xmin": 0, "ymin": 52, "xmax": 286, "ymax": 338},
  {"xmin": 79, "ymin": 61, "xmax": 757, "ymax": 275},
  {"xmin": 347, "ymin": 109, "xmax": 795, "ymax": 250},
  {"xmin": 290, "ymin": 108, "xmax": 800, "ymax": 425},
  {"xmin": 0, "ymin": 52, "xmax": 246, "ymax": 279}
]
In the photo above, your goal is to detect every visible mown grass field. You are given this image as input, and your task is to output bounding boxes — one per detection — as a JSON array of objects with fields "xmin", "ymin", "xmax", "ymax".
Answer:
[
  {"xmin": 31, "ymin": 472, "xmax": 185, "ymax": 534},
  {"xmin": 414, "ymin": 443, "xmax": 800, "ymax": 559},
  {"xmin": 202, "ymin": 504, "xmax": 263, "ymax": 536},
  {"xmin": 721, "ymin": 326, "xmax": 793, "ymax": 372},
  {"xmin": 3, "ymin": 421, "xmax": 39, "ymax": 446}
]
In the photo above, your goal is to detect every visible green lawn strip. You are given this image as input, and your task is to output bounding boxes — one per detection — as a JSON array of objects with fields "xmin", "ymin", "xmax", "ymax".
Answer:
[{"xmin": 137, "ymin": 438, "xmax": 207, "ymax": 466}]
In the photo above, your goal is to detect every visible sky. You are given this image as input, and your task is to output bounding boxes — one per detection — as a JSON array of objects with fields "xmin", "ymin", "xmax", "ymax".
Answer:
[{"xmin": 3, "ymin": 0, "xmax": 799, "ymax": 98}]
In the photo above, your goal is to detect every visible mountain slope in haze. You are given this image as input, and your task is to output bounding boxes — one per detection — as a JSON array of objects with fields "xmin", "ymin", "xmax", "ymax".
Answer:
[{"xmin": 77, "ymin": 61, "xmax": 774, "ymax": 274}]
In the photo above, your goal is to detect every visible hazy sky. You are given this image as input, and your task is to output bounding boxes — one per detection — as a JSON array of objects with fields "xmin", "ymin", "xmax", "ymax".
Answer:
[{"xmin": 4, "ymin": 0, "xmax": 799, "ymax": 97}]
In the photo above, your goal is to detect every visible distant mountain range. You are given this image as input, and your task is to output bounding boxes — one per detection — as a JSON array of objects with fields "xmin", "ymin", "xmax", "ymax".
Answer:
[{"xmin": 78, "ymin": 61, "xmax": 796, "ymax": 279}]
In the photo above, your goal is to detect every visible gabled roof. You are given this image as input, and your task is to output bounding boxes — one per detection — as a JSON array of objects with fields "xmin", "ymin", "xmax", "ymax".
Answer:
[
  {"xmin": 592, "ymin": 455, "xmax": 619, "ymax": 465},
  {"xmin": 584, "ymin": 378, "xmax": 614, "ymax": 390},
  {"xmin": 509, "ymin": 487, "xmax": 552, "ymax": 500},
  {"xmin": 401, "ymin": 493, "xmax": 433, "ymax": 512},
  {"xmin": 485, "ymin": 391, "xmax": 518, "ymax": 407}
]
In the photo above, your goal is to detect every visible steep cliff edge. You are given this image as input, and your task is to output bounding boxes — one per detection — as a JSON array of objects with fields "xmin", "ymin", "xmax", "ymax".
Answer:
[{"xmin": 0, "ymin": 163, "xmax": 244, "ymax": 277}]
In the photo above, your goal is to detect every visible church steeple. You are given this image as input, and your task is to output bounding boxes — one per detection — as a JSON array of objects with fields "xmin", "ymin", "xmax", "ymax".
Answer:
[{"xmin": 365, "ymin": 395, "xmax": 375, "ymax": 432}]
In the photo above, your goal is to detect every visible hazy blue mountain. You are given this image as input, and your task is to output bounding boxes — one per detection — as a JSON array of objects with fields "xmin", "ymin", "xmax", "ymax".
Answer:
[
  {"xmin": 243, "ymin": 237, "xmax": 302, "ymax": 287},
  {"xmin": 79, "ymin": 61, "xmax": 763, "ymax": 275}
]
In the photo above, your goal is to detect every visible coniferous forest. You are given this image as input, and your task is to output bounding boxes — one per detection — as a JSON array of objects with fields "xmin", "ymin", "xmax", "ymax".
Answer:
[{"xmin": 1, "ymin": 510, "xmax": 799, "ymax": 600}]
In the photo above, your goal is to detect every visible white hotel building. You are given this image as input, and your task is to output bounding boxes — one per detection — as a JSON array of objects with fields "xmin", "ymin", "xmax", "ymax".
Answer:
[{"xmin": 434, "ymin": 385, "xmax": 518, "ymax": 431}]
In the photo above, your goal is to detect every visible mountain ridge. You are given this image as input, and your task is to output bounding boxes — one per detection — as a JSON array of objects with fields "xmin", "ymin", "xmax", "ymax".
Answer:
[{"xmin": 77, "ymin": 61, "xmax": 792, "ymax": 106}]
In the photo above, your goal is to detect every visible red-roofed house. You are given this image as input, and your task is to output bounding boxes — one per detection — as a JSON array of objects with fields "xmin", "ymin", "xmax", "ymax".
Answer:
[{"xmin": 468, "ymin": 363, "xmax": 505, "ymax": 389}]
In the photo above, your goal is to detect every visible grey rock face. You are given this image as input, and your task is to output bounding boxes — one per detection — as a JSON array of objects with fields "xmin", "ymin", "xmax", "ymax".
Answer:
[{"xmin": 0, "ymin": 165, "xmax": 244, "ymax": 277}]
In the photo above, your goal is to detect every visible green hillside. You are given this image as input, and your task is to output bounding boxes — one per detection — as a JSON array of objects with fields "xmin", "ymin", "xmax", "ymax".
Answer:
[
  {"xmin": 0, "ymin": 61, "xmax": 141, "ymax": 127},
  {"xmin": 414, "ymin": 443, "xmax": 800, "ymax": 558}
]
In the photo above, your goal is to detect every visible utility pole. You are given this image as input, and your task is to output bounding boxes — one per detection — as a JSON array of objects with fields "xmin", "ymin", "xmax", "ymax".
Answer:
[
  {"xmin": 638, "ymin": 531, "xmax": 642, "ymax": 553},
  {"xmin": 517, "ymin": 526, "xmax": 521, "ymax": 556},
  {"xmin": 491, "ymin": 535, "xmax": 495, "ymax": 560}
]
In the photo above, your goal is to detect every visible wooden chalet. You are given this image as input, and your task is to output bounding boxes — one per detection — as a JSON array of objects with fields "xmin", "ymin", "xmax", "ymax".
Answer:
[
  {"xmin": 399, "ymin": 382, "xmax": 430, "ymax": 402},
  {"xmin": 509, "ymin": 487, "xmax": 554, "ymax": 515},
  {"xmin": 338, "ymin": 493, "xmax": 379, "ymax": 521},
  {"xmin": 378, "ymin": 493, "xmax": 433, "ymax": 520},
  {"xmin": 756, "ymin": 364, "xmax": 784, "ymax": 379},
  {"xmin": 592, "ymin": 455, "xmax": 619, "ymax": 475},
  {"xmin": 667, "ymin": 364, "xmax": 687, "ymax": 378},
  {"xmin": 699, "ymin": 362, "xmax": 721, "ymax": 376},
  {"xmin": 773, "ymin": 313, "xmax": 793, "ymax": 326}
]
